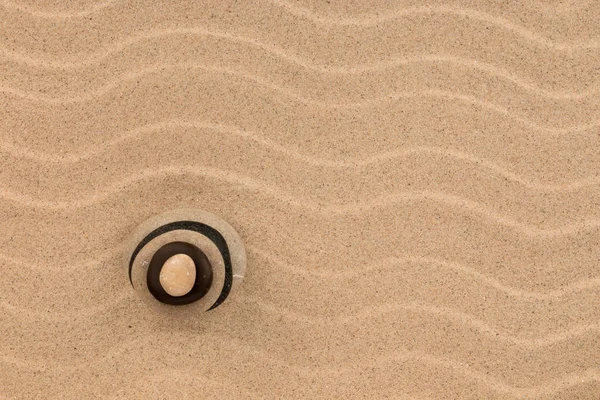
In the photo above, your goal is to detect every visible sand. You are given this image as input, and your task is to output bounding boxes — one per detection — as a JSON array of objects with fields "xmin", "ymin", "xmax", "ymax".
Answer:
[{"xmin": 1, "ymin": 0, "xmax": 600, "ymax": 398}]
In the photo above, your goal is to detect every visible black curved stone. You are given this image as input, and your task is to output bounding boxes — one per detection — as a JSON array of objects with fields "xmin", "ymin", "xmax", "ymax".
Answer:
[{"xmin": 147, "ymin": 241, "xmax": 213, "ymax": 305}]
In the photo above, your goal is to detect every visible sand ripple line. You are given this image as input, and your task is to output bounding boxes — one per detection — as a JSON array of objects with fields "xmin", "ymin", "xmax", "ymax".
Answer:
[
  {"xmin": 0, "ymin": 61, "xmax": 589, "ymax": 102},
  {"xmin": 0, "ymin": 334, "xmax": 300, "ymax": 375},
  {"xmin": 271, "ymin": 0, "xmax": 597, "ymax": 48},
  {"xmin": 1, "ymin": 25, "xmax": 597, "ymax": 74},
  {"xmin": 248, "ymin": 297, "xmax": 600, "ymax": 348},
  {"xmin": 249, "ymin": 246, "xmax": 600, "ymax": 300},
  {"xmin": 4, "ymin": 292, "xmax": 599, "ymax": 336},
  {"xmin": 0, "ymin": 66, "xmax": 596, "ymax": 133},
  {"xmin": 1, "ymin": 0, "xmax": 597, "ymax": 51},
  {"xmin": 5, "ymin": 248, "xmax": 600, "ymax": 318},
  {"xmin": 3, "ymin": 47, "xmax": 597, "ymax": 99},
  {"xmin": 272, "ymin": 0, "xmax": 600, "ymax": 50},
  {"xmin": 109, "ymin": 362, "xmax": 594, "ymax": 400},
  {"xmin": 269, "ymin": 0, "xmax": 600, "ymax": 38},
  {"xmin": 0, "ymin": 28, "xmax": 321, "ymax": 70},
  {"xmin": 524, "ymin": 0, "xmax": 592, "ymax": 14},
  {"xmin": 373, "ymin": 355, "xmax": 600, "ymax": 399},
  {"xmin": 0, "ymin": 291, "xmax": 131, "ymax": 321},
  {"xmin": 1, "ymin": 120, "xmax": 598, "ymax": 191},
  {"xmin": 0, "ymin": 246, "xmax": 121, "ymax": 272},
  {"xmin": 3, "ymin": 245, "xmax": 600, "ymax": 300},
  {"xmin": 0, "ymin": 0, "xmax": 117, "ymax": 18},
  {"xmin": 105, "ymin": 370, "xmax": 259, "ymax": 399},
  {"xmin": 2, "ymin": 248, "xmax": 598, "ymax": 321},
  {"xmin": 2, "ymin": 337, "xmax": 598, "ymax": 399},
  {"xmin": 2, "ymin": 258, "xmax": 598, "ymax": 320},
  {"xmin": 2, "ymin": 167, "xmax": 600, "ymax": 237}
]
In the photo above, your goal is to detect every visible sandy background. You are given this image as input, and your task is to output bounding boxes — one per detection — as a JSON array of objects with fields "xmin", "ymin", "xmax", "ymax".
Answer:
[{"xmin": 1, "ymin": 0, "xmax": 600, "ymax": 398}]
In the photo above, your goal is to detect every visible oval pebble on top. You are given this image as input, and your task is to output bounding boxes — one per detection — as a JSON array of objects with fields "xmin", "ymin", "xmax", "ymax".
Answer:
[{"xmin": 159, "ymin": 253, "xmax": 197, "ymax": 297}]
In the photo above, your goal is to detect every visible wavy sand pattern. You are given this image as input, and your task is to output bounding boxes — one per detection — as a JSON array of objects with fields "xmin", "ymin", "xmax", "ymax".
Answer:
[{"xmin": 1, "ymin": 1, "xmax": 599, "ymax": 398}]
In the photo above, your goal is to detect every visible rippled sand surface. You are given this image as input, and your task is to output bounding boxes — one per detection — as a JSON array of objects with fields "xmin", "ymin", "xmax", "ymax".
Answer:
[{"xmin": 1, "ymin": 0, "xmax": 600, "ymax": 398}]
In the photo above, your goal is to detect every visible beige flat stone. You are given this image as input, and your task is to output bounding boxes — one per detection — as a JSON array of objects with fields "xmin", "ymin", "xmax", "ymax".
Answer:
[{"xmin": 159, "ymin": 253, "xmax": 196, "ymax": 297}]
